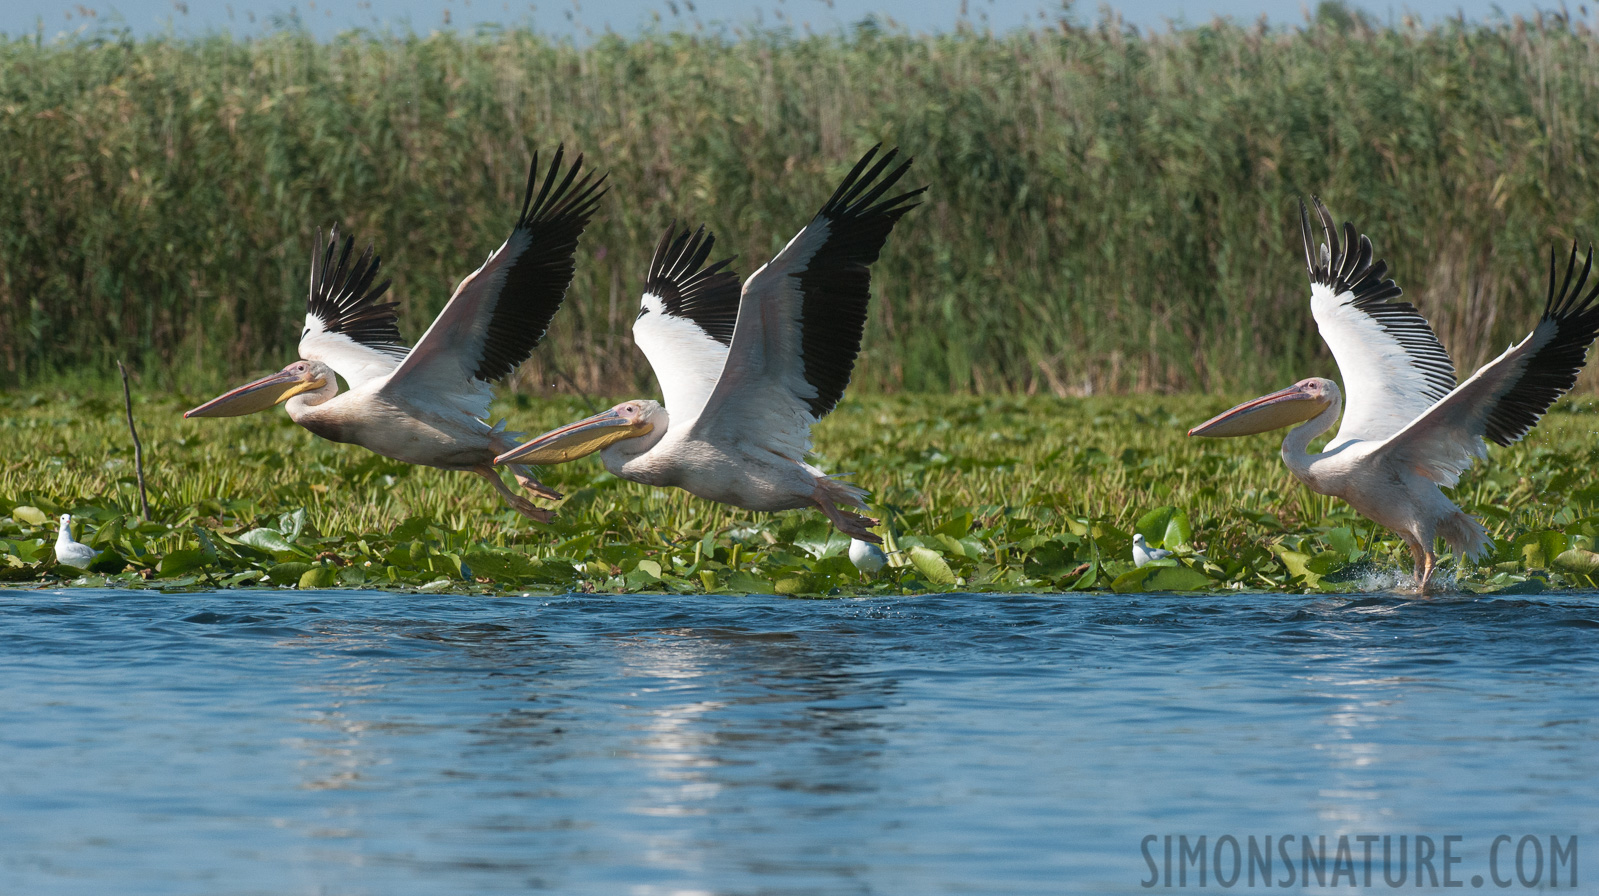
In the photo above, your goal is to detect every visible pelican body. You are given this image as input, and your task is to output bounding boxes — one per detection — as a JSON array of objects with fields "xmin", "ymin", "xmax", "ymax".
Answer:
[
  {"xmin": 1191, "ymin": 199, "xmax": 1599, "ymax": 591},
  {"xmin": 185, "ymin": 147, "xmax": 606, "ymax": 521},
  {"xmin": 497, "ymin": 146, "xmax": 924, "ymax": 542}
]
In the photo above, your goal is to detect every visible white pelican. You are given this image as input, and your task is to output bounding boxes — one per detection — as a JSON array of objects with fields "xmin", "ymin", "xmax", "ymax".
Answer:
[
  {"xmin": 1131, "ymin": 534, "xmax": 1172, "ymax": 568},
  {"xmin": 495, "ymin": 146, "xmax": 923, "ymax": 542},
  {"xmin": 185, "ymin": 147, "xmax": 606, "ymax": 521},
  {"xmin": 1190, "ymin": 198, "xmax": 1599, "ymax": 591},
  {"xmin": 55, "ymin": 514, "xmax": 95, "ymax": 568}
]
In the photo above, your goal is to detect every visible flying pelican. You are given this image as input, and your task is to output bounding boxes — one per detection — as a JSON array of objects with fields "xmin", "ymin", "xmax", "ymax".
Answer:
[
  {"xmin": 185, "ymin": 147, "xmax": 606, "ymax": 521},
  {"xmin": 55, "ymin": 514, "xmax": 95, "ymax": 569},
  {"xmin": 1190, "ymin": 198, "xmax": 1599, "ymax": 591},
  {"xmin": 495, "ymin": 146, "xmax": 923, "ymax": 542}
]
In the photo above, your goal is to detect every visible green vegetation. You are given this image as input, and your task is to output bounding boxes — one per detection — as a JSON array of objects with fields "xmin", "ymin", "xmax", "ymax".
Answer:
[
  {"xmin": 3, "ymin": 388, "xmax": 1597, "ymax": 593},
  {"xmin": 5, "ymin": 14, "xmax": 1599, "ymax": 396}
]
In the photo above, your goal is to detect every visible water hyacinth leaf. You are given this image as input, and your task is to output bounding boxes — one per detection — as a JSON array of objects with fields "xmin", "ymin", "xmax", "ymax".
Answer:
[
  {"xmin": 726, "ymin": 570, "xmax": 775, "ymax": 594},
  {"xmin": 908, "ymin": 546, "xmax": 957, "ymax": 585},
  {"xmin": 88, "ymin": 549, "xmax": 127, "ymax": 574},
  {"xmin": 12, "ymin": 506, "xmax": 48, "ymax": 527},
  {"xmin": 463, "ymin": 550, "xmax": 541, "ymax": 582},
  {"xmin": 1541, "ymin": 531, "xmax": 1570, "ymax": 568},
  {"xmin": 266, "ymin": 562, "xmax": 314, "ymax": 584},
  {"xmin": 1554, "ymin": 549, "xmax": 1599, "ymax": 576},
  {"xmin": 1271, "ymin": 547, "xmax": 1319, "ymax": 586},
  {"xmin": 792, "ymin": 520, "xmax": 843, "ymax": 559},
  {"xmin": 1134, "ymin": 506, "xmax": 1176, "ymax": 546},
  {"xmin": 237, "ymin": 528, "xmax": 300, "ymax": 559},
  {"xmin": 1517, "ymin": 530, "xmax": 1569, "ymax": 568},
  {"xmin": 1327, "ymin": 527, "xmax": 1359, "ymax": 559},
  {"xmin": 298, "ymin": 565, "xmax": 338, "ymax": 589},
  {"xmin": 278, "ymin": 509, "xmax": 308, "ymax": 542},
  {"xmin": 933, "ymin": 512, "xmax": 974, "ymax": 539},
  {"xmin": 1112, "ymin": 565, "xmax": 1211, "ymax": 593},
  {"xmin": 1143, "ymin": 566, "xmax": 1210, "ymax": 592},
  {"xmin": 159, "ymin": 549, "xmax": 209, "ymax": 576},
  {"xmin": 773, "ymin": 575, "xmax": 810, "ymax": 595},
  {"xmin": 811, "ymin": 555, "xmax": 857, "ymax": 582},
  {"xmin": 1492, "ymin": 578, "xmax": 1547, "ymax": 595},
  {"xmin": 1163, "ymin": 512, "xmax": 1193, "ymax": 549},
  {"xmin": 1305, "ymin": 551, "xmax": 1346, "ymax": 576},
  {"xmin": 89, "ymin": 515, "xmax": 127, "ymax": 549}
]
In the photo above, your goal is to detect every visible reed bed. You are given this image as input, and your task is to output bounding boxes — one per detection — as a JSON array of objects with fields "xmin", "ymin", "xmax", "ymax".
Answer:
[{"xmin": 4, "ymin": 12, "xmax": 1599, "ymax": 395}]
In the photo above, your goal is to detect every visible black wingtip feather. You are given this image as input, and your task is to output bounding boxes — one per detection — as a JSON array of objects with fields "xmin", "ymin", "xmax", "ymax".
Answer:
[
  {"xmin": 305, "ymin": 224, "xmax": 406, "ymax": 357},
  {"xmin": 640, "ymin": 222, "xmax": 742, "ymax": 346},
  {"xmin": 1300, "ymin": 195, "xmax": 1457, "ymax": 401},
  {"xmin": 1483, "ymin": 243, "xmax": 1599, "ymax": 447},
  {"xmin": 794, "ymin": 145, "xmax": 924, "ymax": 419},
  {"xmin": 469, "ymin": 146, "xmax": 609, "ymax": 384}
]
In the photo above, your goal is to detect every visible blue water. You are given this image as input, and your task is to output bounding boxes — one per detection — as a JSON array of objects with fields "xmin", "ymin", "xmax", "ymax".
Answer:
[{"xmin": 2, "ymin": 589, "xmax": 1596, "ymax": 895}]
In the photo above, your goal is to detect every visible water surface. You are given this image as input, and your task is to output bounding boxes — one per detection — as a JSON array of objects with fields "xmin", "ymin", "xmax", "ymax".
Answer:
[{"xmin": 2, "ymin": 589, "xmax": 1596, "ymax": 894}]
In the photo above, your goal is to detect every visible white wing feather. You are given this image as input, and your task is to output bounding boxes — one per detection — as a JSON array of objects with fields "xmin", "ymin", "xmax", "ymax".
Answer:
[
  {"xmin": 686, "ymin": 223, "xmax": 827, "ymax": 462},
  {"xmin": 1312, "ymin": 280, "xmax": 1452, "ymax": 447},
  {"xmin": 299, "ymin": 318, "xmax": 405, "ymax": 390},
  {"xmin": 634, "ymin": 289, "xmax": 731, "ymax": 423}
]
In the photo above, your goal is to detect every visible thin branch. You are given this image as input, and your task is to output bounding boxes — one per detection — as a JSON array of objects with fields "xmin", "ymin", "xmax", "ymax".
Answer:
[{"xmin": 117, "ymin": 361, "xmax": 151, "ymax": 520}]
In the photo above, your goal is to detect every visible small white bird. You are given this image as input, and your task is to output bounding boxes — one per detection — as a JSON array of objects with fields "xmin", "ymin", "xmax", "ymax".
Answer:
[
  {"xmin": 849, "ymin": 538, "xmax": 888, "ymax": 575},
  {"xmin": 55, "ymin": 514, "xmax": 96, "ymax": 569},
  {"xmin": 1132, "ymin": 534, "xmax": 1172, "ymax": 568}
]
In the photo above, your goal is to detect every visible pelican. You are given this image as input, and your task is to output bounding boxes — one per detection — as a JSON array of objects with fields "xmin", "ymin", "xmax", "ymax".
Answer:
[
  {"xmin": 185, "ymin": 147, "xmax": 606, "ymax": 521},
  {"xmin": 55, "ymin": 514, "xmax": 95, "ymax": 568},
  {"xmin": 496, "ymin": 146, "xmax": 923, "ymax": 542},
  {"xmin": 1190, "ymin": 198, "xmax": 1599, "ymax": 591}
]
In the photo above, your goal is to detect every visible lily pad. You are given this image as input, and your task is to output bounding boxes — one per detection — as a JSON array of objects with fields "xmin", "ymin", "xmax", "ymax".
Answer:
[{"xmin": 908, "ymin": 546, "xmax": 957, "ymax": 585}]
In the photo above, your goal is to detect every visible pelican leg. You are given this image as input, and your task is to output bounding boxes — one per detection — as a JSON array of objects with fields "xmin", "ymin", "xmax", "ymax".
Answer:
[
  {"xmin": 508, "ymin": 462, "xmax": 564, "ymax": 501},
  {"xmin": 811, "ymin": 484, "xmax": 881, "ymax": 544},
  {"xmin": 474, "ymin": 465, "xmax": 556, "ymax": 523},
  {"xmin": 1417, "ymin": 548, "xmax": 1439, "ymax": 595},
  {"xmin": 1399, "ymin": 534, "xmax": 1427, "ymax": 593}
]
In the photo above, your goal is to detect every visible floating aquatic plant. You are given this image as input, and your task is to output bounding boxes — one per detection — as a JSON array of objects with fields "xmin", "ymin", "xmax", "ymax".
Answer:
[{"xmin": 1, "ymin": 389, "xmax": 1595, "ymax": 595}]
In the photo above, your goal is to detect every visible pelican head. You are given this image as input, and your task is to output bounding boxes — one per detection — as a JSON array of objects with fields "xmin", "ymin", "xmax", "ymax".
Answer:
[
  {"xmin": 496, "ymin": 400, "xmax": 664, "ymax": 465},
  {"xmin": 1187, "ymin": 377, "xmax": 1338, "ymax": 437},
  {"xmin": 184, "ymin": 360, "xmax": 334, "ymax": 418}
]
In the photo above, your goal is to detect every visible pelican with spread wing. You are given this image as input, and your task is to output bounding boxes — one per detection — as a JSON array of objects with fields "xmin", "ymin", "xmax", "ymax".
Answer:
[
  {"xmin": 1190, "ymin": 198, "xmax": 1599, "ymax": 590},
  {"xmin": 495, "ymin": 146, "xmax": 923, "ymax": 542},
  {"xmin": 185, "ymin": 147, "xmax": 606, "ymax": 521}
]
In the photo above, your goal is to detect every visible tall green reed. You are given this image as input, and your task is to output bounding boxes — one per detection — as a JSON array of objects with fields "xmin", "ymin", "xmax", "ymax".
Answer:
[{"xmin": 4, "ymin": 11, "xmax": 1599, "ymax": 396}]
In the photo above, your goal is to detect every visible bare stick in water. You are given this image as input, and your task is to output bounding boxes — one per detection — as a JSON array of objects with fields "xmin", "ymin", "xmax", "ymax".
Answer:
[{"xmin": 117, "ymin": 361, "xmax": 151, "ymax": 519}]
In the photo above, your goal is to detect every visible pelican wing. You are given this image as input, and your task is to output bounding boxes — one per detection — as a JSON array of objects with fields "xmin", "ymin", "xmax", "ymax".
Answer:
[
  {"xmin": 383, "ymin": 146, "xmax": 607, "ymax": 416},
  {"xmin": 633, "ymin": 225, "xmax": 742, "ymax": 421},
  {"xmin": 1302, "ymin": 197, "xmax": 1457, "ymax": 446},
  {"xmin": 299, "ymin": 226, "xmax": 407, "ymax": 390},
  {"xmin": 1377, "ymin": 243, "xmax": 1599, "ymax": 486},
  {"xmin": 688, "ymin": 146, "xmax": 923, "ymax": 456}
]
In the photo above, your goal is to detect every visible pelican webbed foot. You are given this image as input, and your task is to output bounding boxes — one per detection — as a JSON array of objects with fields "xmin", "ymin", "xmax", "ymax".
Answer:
[
  {"xmin": 474, "ymin": 465, "xmax": 556, "ymax": 523},
  {"xmin": 509, "ymin": 464, "xmax": 564, "ymax": 501},
  {"xmin": 812, "ymin": 493, "xmax": 880, "ymax": 544}
]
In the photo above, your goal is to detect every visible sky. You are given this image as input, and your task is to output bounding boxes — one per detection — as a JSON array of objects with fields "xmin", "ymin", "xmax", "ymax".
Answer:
[{"xmin": 0, "ymin": 0, "xmax": 1569, "ymax": 42}]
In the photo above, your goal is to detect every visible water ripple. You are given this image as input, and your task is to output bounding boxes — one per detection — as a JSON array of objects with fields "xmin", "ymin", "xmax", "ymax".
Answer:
[{"xmin": 0, "ymin": 587, "xmax": 1595, "ymax": 895}]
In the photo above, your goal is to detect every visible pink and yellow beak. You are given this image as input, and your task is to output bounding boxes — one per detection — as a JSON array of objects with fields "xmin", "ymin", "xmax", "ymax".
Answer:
[
  {"xmin": 495, "ymin": 408, "xmax": 652, "ymax": 466},
  {"xmin": 184, "ymin": 366, "xmax": 326, "ymax": 418},
  {"xmin": 1188, "ymin": 383, "xmax": 1330, "ymax": 437}
]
